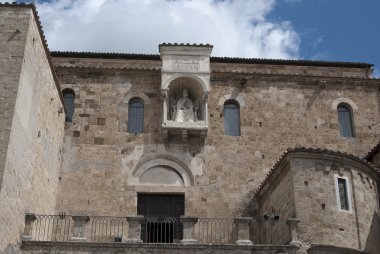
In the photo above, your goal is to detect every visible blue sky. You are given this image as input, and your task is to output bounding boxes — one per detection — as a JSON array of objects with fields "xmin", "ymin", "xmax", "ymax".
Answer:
[
  {"xmin": 269, "ymin": 0, "xmax": 380, "ymax": 76},
  {"xmin": 13, "ymin": 0, "xmax": 380, "ymax": 77}
]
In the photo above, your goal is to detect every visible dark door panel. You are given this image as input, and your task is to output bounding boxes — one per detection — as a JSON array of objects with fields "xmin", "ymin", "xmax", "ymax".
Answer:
[
  {"xmin": 137, "ymin": 194, "xmax": 184, "ymax": 217},
  {"xmin": 137, "ymin": 194, "xmax": 185, "ymax": 243}
]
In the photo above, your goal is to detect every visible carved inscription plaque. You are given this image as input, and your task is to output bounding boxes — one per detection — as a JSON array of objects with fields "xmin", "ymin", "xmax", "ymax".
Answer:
[{"xmin": 172, "ymin": 57, "xmax": 200, "ymax": 71}]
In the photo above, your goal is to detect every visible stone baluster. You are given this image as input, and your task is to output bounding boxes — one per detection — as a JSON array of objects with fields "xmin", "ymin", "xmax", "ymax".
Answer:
[
  {"xmin": 287, "ymin": 218, "xmax": 301, "ymax": 246},
  {"xmin": 70, "ymin": 215, "xmax": 90, "ymax": 241},
  {"xmin": 234, "ymin": 217, "xmax": 253, "ymax": 246},
  {"xmin": 125, "ymin": 215, "xmax": 144, "ymax": 243},
  {"xmin": 22, "ymin": 213, "xmax": 37, "ymax": 241},
  {"xmin": 180, "ymin": 216, "xmax": 198, "ymax": 244}
]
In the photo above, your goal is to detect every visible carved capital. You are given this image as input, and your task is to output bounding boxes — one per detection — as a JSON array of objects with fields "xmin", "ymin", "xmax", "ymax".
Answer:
[
  {"xmin": 287, "ymin": 218, "xmax": 300, "ymax": 242},
  {"xmin": 125, "ymin": 215, "xmax": 144, "ymax": 243},
  {"xmin": 22, "ymin": 213, "xmax": 37, "ymax": 241},
  {"xmin": 180, "ymin": 216, "xmax": 198, "ymax": 244},
  {"xmin": 234, "ymin": 217, "xmax": 253, "ymax": 246},
  {"xmin": 71, "ymin": 215, "xmax": 90, "ymax": 241}
]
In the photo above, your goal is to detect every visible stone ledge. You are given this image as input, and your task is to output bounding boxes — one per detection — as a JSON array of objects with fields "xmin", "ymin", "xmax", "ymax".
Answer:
[
  {"xmin": 22, "ymin": 241, "xmax": 299, "ymax": 254},
  {"xmin": 308, "ymin": 244, "xmax": 370, "ymax": 254}
]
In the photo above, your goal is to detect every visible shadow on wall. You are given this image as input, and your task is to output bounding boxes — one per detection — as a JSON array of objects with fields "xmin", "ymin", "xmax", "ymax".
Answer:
[{"xmin": 364, "ymin": 211, "xmax": 380, "ymax": 254}]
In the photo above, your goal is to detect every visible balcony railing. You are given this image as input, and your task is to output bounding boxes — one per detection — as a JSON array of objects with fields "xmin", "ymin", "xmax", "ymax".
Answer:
[
  {"xmin": 252, "ymin": 219, "xmax": 291, "ymax": 245},
  {"xmin": 195, "ymin": 217, "xmax": 236, "ymax": 244},
  {"xmin": 141, "ymin": 217, "xmax": 182, "ymax": 243},
  {"xmin": 22, "ymin": 213, "xmax": 299, "ymax": 246}
]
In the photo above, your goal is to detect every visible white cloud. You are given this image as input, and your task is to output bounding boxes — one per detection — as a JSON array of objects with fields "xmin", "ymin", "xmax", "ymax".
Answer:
[
  {"xmin": 312, "ymin": 36, "xmax": 324, "ymax": 50},
  {"xmin": 36, "ymin": 0, "xmax": 300, "ymax": 59},
  {"xmin": 373, "ymin": 68, "xmax": 380, "ymax": 78}
]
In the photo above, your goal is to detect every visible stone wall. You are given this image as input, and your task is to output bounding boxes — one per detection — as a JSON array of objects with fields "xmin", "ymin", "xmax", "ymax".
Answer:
[
  {"xmin": 0, "ymin": 7, "xmax": 65, "ymax": 253},
  {"xmin": 53, "ymin": 56, "xmax": 380, "ymax": 219},
  {"xmin": 0, "ymin": 7, "xmax": 30, "ymax": 191},
  {"xmin": 256, "ymin": 163, "xmax": 295, "ymax": 244},
  {"xmin": 255, "ymin": 151, "xmax": 380, "ymax": 253},
  {"xmin": 291, "ymin": 155, "xmax": 380, "ymax": 253}
]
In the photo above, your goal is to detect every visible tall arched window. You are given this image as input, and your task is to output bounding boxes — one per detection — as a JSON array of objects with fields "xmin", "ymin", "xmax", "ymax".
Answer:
[
  {"xmin": 62, "ymin": 89, "xmax": 75, "ymax": 123},
  {"xmin": 128, "ymin": 98, "xmax": 144, "ymax": 134},
  {"xmin": 337, "ymin": 103, "xmax": 354, "ymax": 137},
  {"xmin": 224, "ymin": 100, "xmax": 240, "ymax": 136}
]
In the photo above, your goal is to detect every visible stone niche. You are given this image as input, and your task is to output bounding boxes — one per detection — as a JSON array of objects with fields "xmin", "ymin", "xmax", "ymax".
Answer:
[{"xmin": 159, "ymin": 44, "xmax": 213, "ymax": 141}]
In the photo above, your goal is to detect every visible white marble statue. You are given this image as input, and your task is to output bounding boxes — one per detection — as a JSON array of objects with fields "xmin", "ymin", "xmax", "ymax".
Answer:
[{"xmin": 173, "ymin": 89, "xmax": 195, "ymax": 122}]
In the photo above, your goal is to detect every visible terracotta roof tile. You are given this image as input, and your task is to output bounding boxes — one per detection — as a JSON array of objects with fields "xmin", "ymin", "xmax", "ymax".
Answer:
[
  {"xmin": 159, "ymin": 43, "xmax": 213, "ymax": 47},
  {"xmin": 50, "ymin": 51, "xmax": 373, "ymax": 69},
  {"xmin": 364, "ymin": 141, "xmax": 380, "ymax": 160}
]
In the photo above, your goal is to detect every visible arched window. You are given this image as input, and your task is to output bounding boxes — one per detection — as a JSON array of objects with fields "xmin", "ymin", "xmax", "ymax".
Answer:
[
  {"xmin": 337, "ymin": 103, "xmax": 354, "ymax": 137},
  {"xmin": 224, "ymin": 100, "xmax": 240, "ymax": 136},
  {"xmin": 128, "ymin": 98, "xmax": 144, "ymax": 134},
  {"xmin": 62, "ymin": 89, "xmax": 75, "ymax": 123}
]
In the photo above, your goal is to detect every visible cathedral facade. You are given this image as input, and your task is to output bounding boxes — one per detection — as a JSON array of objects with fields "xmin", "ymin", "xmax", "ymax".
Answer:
[{"xmin": 0, "ymin": 3, "xmax": 379, "ymax": 254}]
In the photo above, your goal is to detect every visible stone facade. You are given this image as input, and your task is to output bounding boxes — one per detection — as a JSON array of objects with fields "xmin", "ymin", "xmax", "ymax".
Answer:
[
  {"xmin": 53, "ymin": 53, "xmax": 380, "ymax": 219},
  {"xmin": 256, "ymin": 149, "xmax": 380, "ymax": 253},
  {"xmin": 0, "ymin": 3, "xmax": 380, "ymax": 254},
  {"xmin": 0, "ymin": 6, "xmax": 30, "ymax": 191},
  {"xmin": 0, "ymin": 5, "xmax": 65, "ymax": 253}
]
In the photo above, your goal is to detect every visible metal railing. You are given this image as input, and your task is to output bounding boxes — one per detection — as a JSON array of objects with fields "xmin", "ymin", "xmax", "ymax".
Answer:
[
  {"xmin": 195, "ymin": 218, "xmax": 236, "ymax": 244},
  {"xmin": 30, "ymin": 214, "xmax": 126, "ymax": 243},
  {"xmin": 141, "ymin": 217, "xmax": 182, "ymax": 243},
  {"xmin": 89, "ymin": 216, "xmax": 125, "ymax": 242},
  {"xmin": 24, "ymin": 214, "xmax": 294, "ymax": 245},
  {"xmin": 252, "ymin": 219, "xmax": 291, "ymax": 244},
  {"xmin": 31, "ymin": 214, "xmax": 72, "ymax": 242}
]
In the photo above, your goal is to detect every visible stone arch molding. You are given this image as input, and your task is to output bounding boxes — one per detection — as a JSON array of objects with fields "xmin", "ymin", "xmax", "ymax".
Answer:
[
  {"xmin": 218, "ymin": 93, "xmax": 246, "ymax": 107},
  {"xmin": 122, "ymin": 93, "xmax": 152, "ymax": 105},
  {"xmin": 331, "ymin": 98, "xmax": 358, "ymax": 111},
  {"xmin": 162, "ymin": 73, "xmax": 210, "ymax": 93},
  {"xmin": 128, "ymin": 155, "xmax": 195, "ymax": 187}
]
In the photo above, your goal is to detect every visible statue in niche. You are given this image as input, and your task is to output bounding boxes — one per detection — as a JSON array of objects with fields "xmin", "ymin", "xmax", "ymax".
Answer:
[{"xmin": 172, "ymin": 89, "xmax": 198, "ymax": 122}]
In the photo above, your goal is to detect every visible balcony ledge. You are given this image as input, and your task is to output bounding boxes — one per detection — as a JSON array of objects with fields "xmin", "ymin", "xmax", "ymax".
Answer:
[
  {"xmin": 22, "ymin": 241, "xmax": 299, "ymax": 254},
  {"xmin": 162, "ymin": 121, "xmax": 208, "ymax": 141}
]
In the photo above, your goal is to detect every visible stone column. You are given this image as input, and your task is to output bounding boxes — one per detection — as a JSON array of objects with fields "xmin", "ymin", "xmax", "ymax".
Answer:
[
  {"xmin": 70, "ymin": 216, "xmax": 90, "ymax": 242},
  {"xmin": 234, "ymin": 217, "xmax": 253, "ymax": 246},
  {"xmin": 287, "ymin": 218, "xmax": 301, "ymax": 247},
  {"xmin": 204, "ymin": 97, "xmax": 209, "ymax": 125},
  {"xmin": 22, "ymin": 213, "xmax": 37, "ymax": 241},
  {"xmin": 125, "ymin": 215, "xmax": 144, "ymax": 243},
  {"xmin": 162, "ymin": 93, "xmax": 168, "ymax": 123},
  {"xmin": 180, "ymin": 216, "xmax": 198, "ymax": 244}
]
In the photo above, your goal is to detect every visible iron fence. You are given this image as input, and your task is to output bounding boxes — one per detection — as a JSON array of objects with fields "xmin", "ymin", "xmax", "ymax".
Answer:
[
  {"xmin": 141, "ymin": 217, "xmax": 182, "ymax": 243},
  {"xmin": 30, "ymin": 214, "xmax": 126, "ymax": 243},
  {"xmin": 27, "ymin": 214, "xmax": 291, "ymax": 245},
  {"xmin": 89, "ymin": 216, "xmax": 125, "ymax": 242},
  {"xmin": 31, "ymin": 214, "xmax": 72, "ymax": 242},
  {"xmin": 252, "ymin": 219, "xmax": 290, "ymax": 244},
  {"xmin": 194, "ymin": 217, "xmax": 236, "ymax": 244}
]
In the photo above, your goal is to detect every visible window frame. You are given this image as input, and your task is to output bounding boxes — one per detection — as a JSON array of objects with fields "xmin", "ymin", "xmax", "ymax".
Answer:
[
  {"xmin": 127, "ymin": 98, "xmax": 144, "ymax": 134},
  {"xmin": 334, "ymin": 174, "xmax": 352, "ymax": 213},
  {"xmin": 223, "ymin": 99, "xmax": 240, "ymax": 136},
  {"xmin": 337, "ymin": 103, "xmax": 355, "ymax": 138},
  {"xmin": 62, "ymin": 88, "xmax": 75, "ymax": 123}
]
